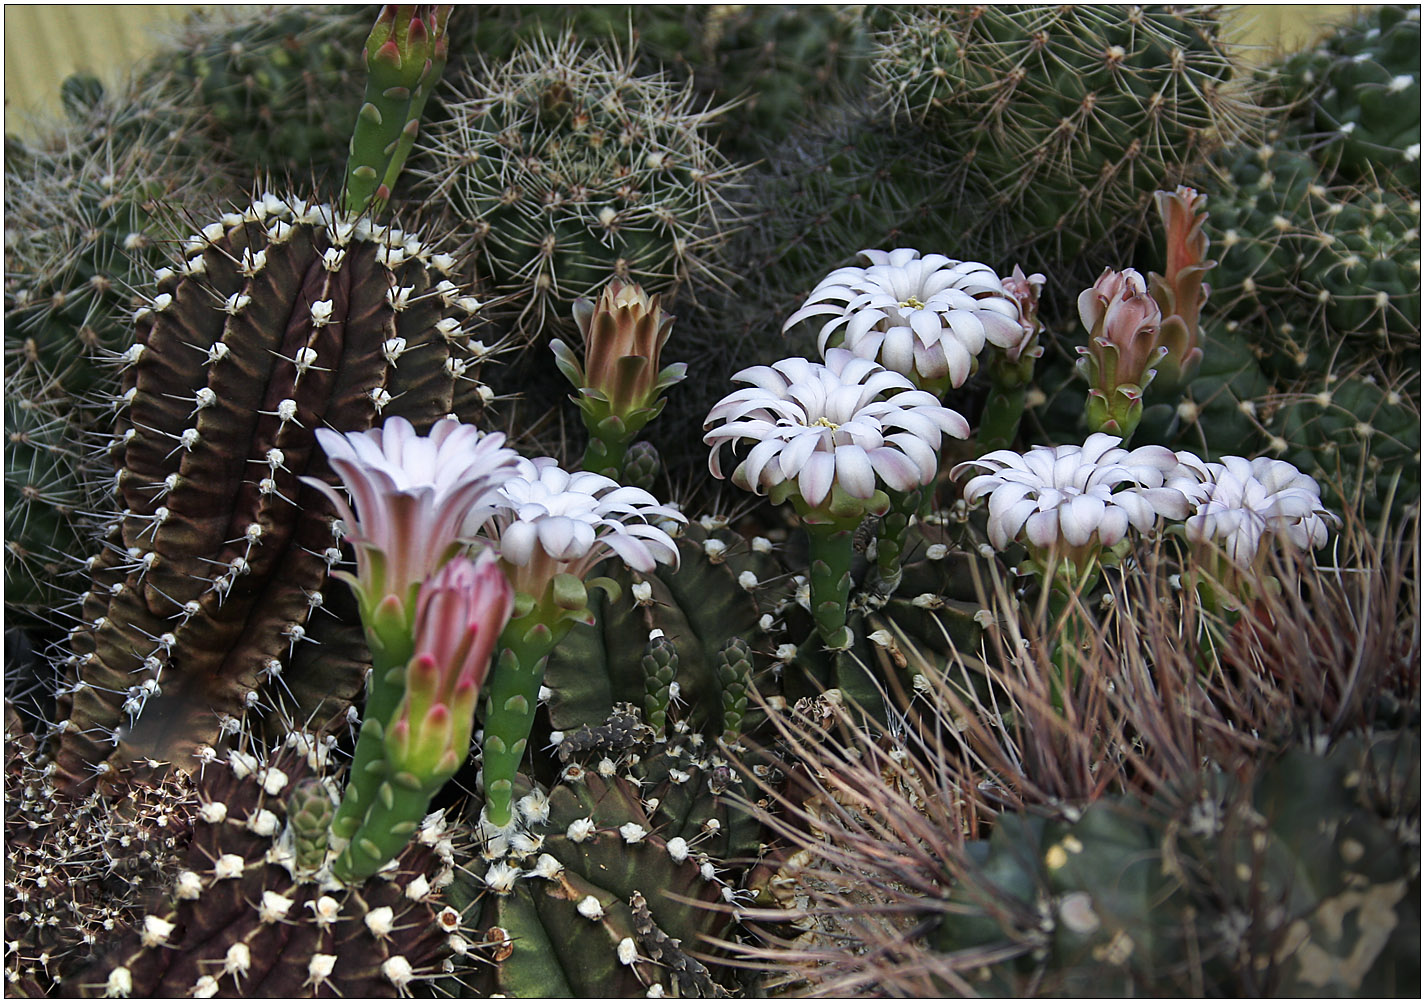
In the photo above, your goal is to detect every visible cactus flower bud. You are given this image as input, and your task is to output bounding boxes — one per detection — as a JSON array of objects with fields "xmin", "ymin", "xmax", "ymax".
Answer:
[
  {"xmin": 1148, "ymin": 186, "xmax": 1213, "ymax": 388},
  {"xmin": 1075, "ymin": 267, "xmax": 1167, "ymax": 439},
  {"xmin": 384, "ymin": 552, "xmax": 514, "ymax": 787},
  {"xmin": 553, "ymin": 279, "xmax": 686, "ymax": 477}
]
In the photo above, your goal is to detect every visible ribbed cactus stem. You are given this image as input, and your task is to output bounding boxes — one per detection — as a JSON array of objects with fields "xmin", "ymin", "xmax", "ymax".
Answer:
[
  {"xmin": 286, "ymin": 778, "xmax": 337, "ymax": 876},
  {"xmin": 642, "ymin": 634, "xmax": 679, "ymax": 737},
  {"xmin": 621, "ymin": 440, "xmax": 661, "ymax": 492},
  {"xmin": 805, "ymin": 521, "xmax": 858, "ymax": 652},
  {"xmin": 977, "ymin": 347, "xmax": 1037, "ymax": 453},
  {"xmin": 481, "ymin": 602, "xmax": 571, "ymax": 829},
  {"xmin": 715, "ymin": 638, "xmax": 752, "ymax": 747}
]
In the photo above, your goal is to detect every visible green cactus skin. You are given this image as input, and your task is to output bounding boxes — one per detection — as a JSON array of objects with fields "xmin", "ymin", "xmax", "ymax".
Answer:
[
  {"xmin": 932, "ymin": 735, "xmax": 1419, "ymax": 997},
  {"xmin": 1271, "ymin": 369, "xmax": 1421, "ymax": 522},
  {"xmin": 416, "ymin": 30, "xmax": 746, "ymax": 339},
  {"xmin": 50, "ymin": 196, "xmax": 495, "ymax": 796},
  {"xmin": 620, "ymin": 439, "xmax": 661, "ymax": 492},
  {"xmin": 1204, "ymin": 144, "xmax": 1421, "ymax": 380},
  {"xmin": 871, "ymin": 5, "xmax": 1258, "ymax": 272},
  {"xmin": 452, "ymin": 707, "xmax": 760, "ymax": 997},
  {"xmin": 1270, "ymin": 5, "xmax": 1421, "ymax": 189},
  {"xmin": 149, "ymin": 7, "xmax": 371, "ymax": 188},
  {"xmin": 69, "ymin": 737, "xmax": 470, "ymax": 998},
  {"xmin": 641, "ymin": 633, "xmax": 679, "ymax": 737},
  {"xmin": 541, "ymin": 522, "xmax": 780, "ymax": 740},
  {"xmin": 3, "ymin": 76, "xmax": 207, "ymax": 630},
  {"xmin": 343, "ymin": 5, "xmax": 452, "ymax": 217}
]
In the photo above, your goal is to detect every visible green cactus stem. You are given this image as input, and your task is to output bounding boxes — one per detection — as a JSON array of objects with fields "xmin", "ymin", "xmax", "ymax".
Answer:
[
  {"xmin": 804, "ymin": 520, "xmax": 858, "ymax": 652},
  {"xmin": 344, "ymin": 5, "xmax": 452, "ymax": 217},
  {"xmin": 481, "ymin": 581, "xmax": 605, "ymax": 830}
]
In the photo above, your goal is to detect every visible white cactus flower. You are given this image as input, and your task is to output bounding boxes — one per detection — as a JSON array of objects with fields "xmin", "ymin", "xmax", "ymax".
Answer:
[
  {"xmin": 783, "ymin": 248, "xmax": 1024, "ymax": 389},
  {"xmin": 703, "ymin": 348, "xmax": 969, "ymax": 510},
  {"xmin": 958, "ymin": 433, "xmax": 1192, "ymax": 552},
  {"xmin": 1173, "ymin": 453, "xmax": 1335, "ymax": 568},
  {"xmin": 480, "ymin": 456, "xmax": 684, "ymax": 597}
]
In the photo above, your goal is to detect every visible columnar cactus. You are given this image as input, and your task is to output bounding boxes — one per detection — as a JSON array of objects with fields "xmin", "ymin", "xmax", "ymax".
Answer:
[{"xmin": 52, "ymin": 194, "xmax": 496, "ymax": 795}]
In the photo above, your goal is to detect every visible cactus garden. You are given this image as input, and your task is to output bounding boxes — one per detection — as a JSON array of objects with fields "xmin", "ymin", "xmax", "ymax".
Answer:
[{"xmin": 4, "ymin": 4, "xmax": 1419, "ymax": 997}]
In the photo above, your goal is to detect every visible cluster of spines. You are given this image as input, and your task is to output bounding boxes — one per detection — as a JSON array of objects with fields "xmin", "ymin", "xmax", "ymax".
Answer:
[
  {"xmin": 415, "ymin": 29, "xmax": 747, "ymax": 338},
  {"xmin": 464, "ymin": 699, "xmax": 756, "ymax": 997},
  {"xmin": 72, "ymin": 734, "xmax": 475, "ymax": 998},
  {"xmin": 3, "ymin": 74, "xmax": 206, "ymax": 628},
  {"xmin": 50, "ymin": 193, "xmax": 498, "ymax": 795},
  {"xmin": 4, "ymin": 724, "xmax": 200, "ymax": 996},
  {"xmin": 868, "ymin": 5, "xmax": 1259, "ymax": 268},
  {"xmin": 145, "ymin": 6, "xmax": 372, "ymax": 187}
]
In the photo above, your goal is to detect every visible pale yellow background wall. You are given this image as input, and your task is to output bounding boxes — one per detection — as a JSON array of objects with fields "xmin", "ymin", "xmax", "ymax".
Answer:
[{"xmin": 3, "ymin": 4, "xmax": 1373, "ymax": 140}]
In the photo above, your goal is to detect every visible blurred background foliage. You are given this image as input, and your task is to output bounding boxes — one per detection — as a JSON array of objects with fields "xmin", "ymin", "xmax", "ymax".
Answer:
[{"xmin": 3, "ymin": 5, "xmax": 1370, "ymax": 140}]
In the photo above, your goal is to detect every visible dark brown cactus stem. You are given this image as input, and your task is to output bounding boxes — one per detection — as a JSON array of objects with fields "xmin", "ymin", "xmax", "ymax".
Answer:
[{"xmin": 52, "ymin": 197, "xmax": 493, "ymax": 796}]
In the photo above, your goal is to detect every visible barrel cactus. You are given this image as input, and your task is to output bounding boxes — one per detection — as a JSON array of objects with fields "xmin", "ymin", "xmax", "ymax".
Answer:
[{"xmin": 416, "ymin": 30, "xmax": 747, "ymax": 339}]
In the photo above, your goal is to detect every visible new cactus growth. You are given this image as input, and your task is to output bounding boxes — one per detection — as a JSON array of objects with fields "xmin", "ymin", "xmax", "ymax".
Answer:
[{"xmin": 344, "ymin": 5, "xmax": 452, "ymax": 216}]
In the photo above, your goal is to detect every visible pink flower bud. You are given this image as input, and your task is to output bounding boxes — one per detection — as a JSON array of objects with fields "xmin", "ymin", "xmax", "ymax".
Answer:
[{"xmin": 384, "ymin": 551, "xmax": 514, "ymax": 785}]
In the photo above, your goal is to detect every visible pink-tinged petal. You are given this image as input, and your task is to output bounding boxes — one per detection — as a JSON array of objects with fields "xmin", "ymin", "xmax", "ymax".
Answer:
[
  {"xmin": 799, "ymin": 452, "xmax": 836, "ymax": 508},
  {"xmin": 865, "ymin": 447, "xmax": 922, "ymax": 492},
  {"xmin": 1097, "ymin": 506, "xmax": 1130, "ymax": 546},
  {"xmin": 834, "ymin": 445, "xmax": 876, "ymax": 498},
  {"xmin": 1023, "ymin": 509, "xmax": 1062, "ymax": 549}
]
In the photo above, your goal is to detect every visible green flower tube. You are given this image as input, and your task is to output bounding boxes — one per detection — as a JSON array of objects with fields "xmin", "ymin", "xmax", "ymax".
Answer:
[
  {"xmin": 334, "ymin": 552, "xmax": 512, "ymax": 882},
  {"xmin": 476, "ymin": 455, "xmax": 684, "ymax": 830},
  {"xmin": 301, "ymin": 418, "xmax": 519, "ymax": 856}
]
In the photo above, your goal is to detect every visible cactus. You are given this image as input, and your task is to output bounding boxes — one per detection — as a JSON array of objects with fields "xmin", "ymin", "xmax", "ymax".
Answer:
[
  {"xmin": 734, "ymin": 518, "xmax": 1419, "ymax": 997},
  {"xmin": 146, "ymin": 6, "xmax": 372, "ymax": 188},
  {"xmin": 1202, "ymin": 143, "xmax": 1421, "ymax": 380},
  {"xmin": 1271, "ymin": 368, "xmax": 1421, "ymax": 522},
  {"xmin": 870, "ymin": 5, "xmax": 1259, "ymax": 273},
  {"xmin": 50, "ymin": 194, "xmax": 496, "ymax": 796},
  {"xmin": 453, "ymin": 703, "xmax": 760, "ymax": 997},
  {"xmin": 343, "ymin": 5, "xmax": 452, "ymax": 217},
  {"xmin": 68, "ymin": 733, "xmax": 475, "ymax": 997},
  {"xmin": 415, "ymin": 31, "xmax": 746, "ymax": 340},
  {"xmin": 4, "ymin": 76, "xmax": 208, "ymax": 629},
  {"xmin": 541, "ymin": 521, "xmax": 779, "ymax": 739},
  {"xmin": 1269, "ymin": 5, "xmax": 1421, "ymax": 189}
]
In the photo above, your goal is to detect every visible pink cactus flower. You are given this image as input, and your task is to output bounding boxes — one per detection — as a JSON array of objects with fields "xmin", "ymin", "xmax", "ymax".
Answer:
[{"xmin": 303, "ymin": 416, "xmax": 520, "ymax": 628}]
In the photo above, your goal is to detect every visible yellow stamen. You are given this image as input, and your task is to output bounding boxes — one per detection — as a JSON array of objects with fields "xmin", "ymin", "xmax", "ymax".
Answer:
[
  {"xmin": 812, "ymin": 417, "xmax": 840, "ymax": 430},
  {"xmin": 900, "ymin": 296, "xmax": 926, "ymax": 310}
]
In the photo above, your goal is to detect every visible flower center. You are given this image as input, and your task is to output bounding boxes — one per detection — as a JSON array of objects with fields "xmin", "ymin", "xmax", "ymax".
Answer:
[
  {"xmin": 812, "ymin": 416, "xmax": 840, "ymax": 430},
  {"xmin": 899, "ymin": 295, "xmax": 926, "ymax": 310}
]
